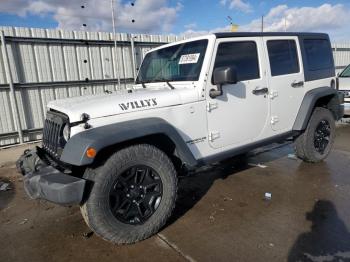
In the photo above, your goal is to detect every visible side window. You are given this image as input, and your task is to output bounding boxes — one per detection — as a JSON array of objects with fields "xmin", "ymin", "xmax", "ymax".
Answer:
[
  {"xmin": 304, "ymin": 39, "xmax": 333, "ymax": 71},
  {"xmin": 267, "ymin": 40, "xmax": 300, "ymax": 76},
  {"xmin": 213, "ymin": 41, "xmax": 260, "ymax": 82}
]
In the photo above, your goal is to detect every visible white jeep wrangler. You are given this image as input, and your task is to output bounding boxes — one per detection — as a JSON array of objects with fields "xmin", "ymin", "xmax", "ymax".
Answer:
[{"xmin": 17, "ymin": 32, "xmax": 344, "ymax": 244}]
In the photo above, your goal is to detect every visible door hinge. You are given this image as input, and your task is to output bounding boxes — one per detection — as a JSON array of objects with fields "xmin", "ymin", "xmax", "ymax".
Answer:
[
  {"xmin": 269, "ymin": 90, "xmax": 278, "ymax": 99},
  {"xmin": 271, "ymin": 116, "xmax": 279, "ymax": 125},
  {"xmin": 209, "ymin": 131, "xmax": 220, "ymax": 142},
  {"xmin": 206, "ymin": 102, "xmax": 218, "ymax": 112}
]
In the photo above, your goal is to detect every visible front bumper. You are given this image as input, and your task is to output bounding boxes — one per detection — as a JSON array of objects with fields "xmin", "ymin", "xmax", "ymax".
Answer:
[
  {"xmin": 16, "ymin": 147, "xmax": 86, "ymax": 205},
  {"xmin": 344, "ymin": 103, "xmax": 350, "ymax": 116},
  {"xmin": 338, "ymin": 90, "xmax": 349, "ymax": 116}
]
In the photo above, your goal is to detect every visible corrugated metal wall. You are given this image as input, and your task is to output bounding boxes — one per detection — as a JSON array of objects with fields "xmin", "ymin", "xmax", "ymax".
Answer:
[
  {"xmin": 0, "ymin": 26, "xmax": 349, "ymax": 147},
  {"xmin": 333, "ymin": 42, "xmax": 350, "ymax": 74},
  {"xmin": 0, "ymin": 26, "xmax": 185, "ymax": 146}
]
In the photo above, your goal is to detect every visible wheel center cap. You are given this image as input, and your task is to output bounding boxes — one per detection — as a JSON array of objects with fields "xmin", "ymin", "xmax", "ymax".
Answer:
[{"xmin": 129, "ymin": 187, "xmax": 141, "ymax": 198}]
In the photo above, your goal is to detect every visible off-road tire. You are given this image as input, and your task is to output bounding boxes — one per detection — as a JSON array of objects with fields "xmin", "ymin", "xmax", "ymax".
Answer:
[
  {"xmin": 80, "ymin": 144, "xmax": 177, "ymax": 244},
  {"xmin": 294, "ymin": 107, "xmax": 335, "ymax": 163}
]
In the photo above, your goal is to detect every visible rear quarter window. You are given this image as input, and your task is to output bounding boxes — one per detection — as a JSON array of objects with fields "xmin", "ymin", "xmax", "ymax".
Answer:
[
  {"xmin": 301, "ymin": 37, "xmax": 335, "ymax": 81},
  {"xmin": 304, "ymin": 39, "xmax": 333, "ymax": 71}
]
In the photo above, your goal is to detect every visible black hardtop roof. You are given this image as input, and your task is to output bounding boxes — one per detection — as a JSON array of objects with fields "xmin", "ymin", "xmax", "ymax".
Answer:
[{"xmin": 214, "ymin": 32, "xmax": 329, "ymax": 39}]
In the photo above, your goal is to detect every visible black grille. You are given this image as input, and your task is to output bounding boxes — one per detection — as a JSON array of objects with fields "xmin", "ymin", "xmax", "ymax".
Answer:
[{"xmin": 42, "ymin": 111, "xmax": 68, "ymax": 158}]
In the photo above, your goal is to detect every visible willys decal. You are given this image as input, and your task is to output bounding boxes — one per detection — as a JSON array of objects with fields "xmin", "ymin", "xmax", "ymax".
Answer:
[{"xmin": 119, "ymin": 98, "xmax": 157, "ymax": 111}]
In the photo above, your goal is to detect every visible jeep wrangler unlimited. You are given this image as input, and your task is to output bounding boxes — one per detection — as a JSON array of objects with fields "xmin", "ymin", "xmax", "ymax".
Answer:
[{"xmin": 17, "ymin": 32, "xmax": 344, "ymax": 244}]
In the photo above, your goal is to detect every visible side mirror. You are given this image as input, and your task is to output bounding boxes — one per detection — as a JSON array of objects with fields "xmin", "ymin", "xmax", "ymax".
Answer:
[
  {"xmin": 210, "ymin": 66, "xmax": 238, "ymax": 98},
  {"xmin": 213, "ymin": 66, "xmax": 238, "ymax": 86}
]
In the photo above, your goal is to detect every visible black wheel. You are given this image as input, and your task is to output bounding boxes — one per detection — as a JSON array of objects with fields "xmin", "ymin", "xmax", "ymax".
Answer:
[
  {"xmin": 294, "ymin": 107, "xmax": 335, "ymax": 163},
  {"xmin": 80, "ymin": 144, "xmax": 177, "ymax": 244},
  {"xmin": 109, "ymin": 165, "xmax": 163, "ymax": 225}
]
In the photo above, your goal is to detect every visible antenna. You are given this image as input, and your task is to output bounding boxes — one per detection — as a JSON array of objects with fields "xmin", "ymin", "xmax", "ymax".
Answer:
[
  {"xmin": 261, "ymin": 15, "xmax": 264, "ymax": 32},
  {"xmin": 227, "ymin": 16, "xmax": 238, "ymax": 32}
]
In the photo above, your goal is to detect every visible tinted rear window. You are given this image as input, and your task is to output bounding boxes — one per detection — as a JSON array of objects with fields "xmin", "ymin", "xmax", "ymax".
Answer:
[
  {"xmin": 267, "ymin": 40, "xmax": 300, "ymax": 76},
  {"xmin": 304, "ymin": 39, "xmax": 333, "ymax": 71}
]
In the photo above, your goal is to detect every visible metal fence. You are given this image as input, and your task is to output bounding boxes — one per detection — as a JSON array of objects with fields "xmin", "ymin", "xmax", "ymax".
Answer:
[
  {"xmin": 333, "ymin": 42, "xmax": 350, "ymax": 74},
  {"xmin": 0, "ymin": 26, "xmax": 186, "ymax": 146},
  {"xmin": 0, "ymin": 26, "xmax": 349, "ymax": 147}
]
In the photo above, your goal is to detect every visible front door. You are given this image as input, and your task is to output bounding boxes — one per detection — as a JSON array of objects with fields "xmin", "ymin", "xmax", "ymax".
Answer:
[
  {"xmin": 206, "ymin": 37, "xmax": 270, "ymax": 149},
  {"xmin": 263, "ymin": 36, "xmax": 305, "ymax": 132}
]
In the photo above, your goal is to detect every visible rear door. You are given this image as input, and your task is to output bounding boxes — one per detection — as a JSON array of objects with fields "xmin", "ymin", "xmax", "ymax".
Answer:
[{"xmin": 263, "ymin": 37, "xmax": 305, "ymax": 132}]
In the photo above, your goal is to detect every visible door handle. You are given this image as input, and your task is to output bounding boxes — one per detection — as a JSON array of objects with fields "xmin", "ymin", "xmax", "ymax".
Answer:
[
  {"xmin": 291, "ymin": 81, "xmax": 304, "ymax": 88},
  {"xmin": 252, "ymin": 87, "xmax": 268, "ymax": 95}
]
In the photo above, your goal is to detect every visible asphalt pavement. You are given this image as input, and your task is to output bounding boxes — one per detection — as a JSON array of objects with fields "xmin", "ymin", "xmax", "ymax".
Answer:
[{"xmin": 1, "ymin": 123, "xmax": 350, "ymax": 262}]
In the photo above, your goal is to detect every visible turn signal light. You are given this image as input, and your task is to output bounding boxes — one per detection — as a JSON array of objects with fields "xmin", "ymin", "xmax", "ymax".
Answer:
[{"xmin": 86, "ymin": 148, "xmax": 97, "ymax": 158}]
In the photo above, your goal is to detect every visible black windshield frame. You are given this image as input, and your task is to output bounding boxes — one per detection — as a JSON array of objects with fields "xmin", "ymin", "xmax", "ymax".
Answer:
[{"xmin": 136, "ymin": 39, "xmax": 208, "ymax": 84}]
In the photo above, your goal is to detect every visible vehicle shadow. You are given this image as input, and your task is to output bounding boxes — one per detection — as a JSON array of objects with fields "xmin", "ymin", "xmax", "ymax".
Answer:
[
  {"xmin": 166, "ymin": 142, "xmax": 294, "ymax": 227},
  {"xmin": 167, "ymin": 154, "xmax": 249, "ymax": 226},
  {"xmin": 288, "ymin": 200, "xmax": 350, "ymax": 262}
]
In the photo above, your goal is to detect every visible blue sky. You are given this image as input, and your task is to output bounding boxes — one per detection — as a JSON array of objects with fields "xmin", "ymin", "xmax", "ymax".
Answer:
[
  {"xmin": 172, "ymin": 0, "xmax": 350, "ymax": 33},
  {"xmin": 0, "ymin": 0, "xmax": 350, "ymax": 40}
]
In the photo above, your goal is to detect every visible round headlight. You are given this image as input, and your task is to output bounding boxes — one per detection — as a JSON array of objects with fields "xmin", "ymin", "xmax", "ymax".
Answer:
[{"xmin": 62, "ymin": 124, "xmax": 70, "ymax": 141}]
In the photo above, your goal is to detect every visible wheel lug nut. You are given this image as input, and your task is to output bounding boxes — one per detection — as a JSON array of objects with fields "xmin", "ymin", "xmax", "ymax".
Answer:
[
  {"xmin": 141, "ymin": 194, "xmax": 144, "ymax": 198},
  {"xmin": 126, "ymin": 194, "xmax": 130, "ymax": 198},
  {"xmin": 131, "ymin": 185, "xmax": 134, "ymax": 189},
  {"xmin": 132, "ymin": 200, "xmax": 136, "ymax": 203}
]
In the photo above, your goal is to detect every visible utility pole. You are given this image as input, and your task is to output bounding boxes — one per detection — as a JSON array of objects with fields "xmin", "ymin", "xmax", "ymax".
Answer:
[
  {"xmin": 110, "ymin": 0, "xmax": 121, "ymax": 89},
  {"xmin": 261, "ymin": 15, "xmax": 264, "ymax": 32}
]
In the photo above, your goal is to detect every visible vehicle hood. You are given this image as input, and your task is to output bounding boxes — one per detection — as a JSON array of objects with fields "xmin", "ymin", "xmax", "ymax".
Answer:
[{"xmin": 47, "ymin": 87, "xmax": 199, "ymax": 122}]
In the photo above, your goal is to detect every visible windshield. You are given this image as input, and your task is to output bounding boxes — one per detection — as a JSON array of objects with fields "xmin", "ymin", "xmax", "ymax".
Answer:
[
  {"xmin": 136, "ymin": 39, "xmax": 208, "ymax": 83},
  {"xmin": 340, "ymin": 65, "xmax": 350, "ymax": 77}
]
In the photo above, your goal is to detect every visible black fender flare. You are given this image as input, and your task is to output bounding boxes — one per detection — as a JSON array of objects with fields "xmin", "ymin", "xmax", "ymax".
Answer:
[
  {"xmin": 293, "ymin": 86, "xmax": 343, "ymax": 131},
  {"xmin": 60, "ymin": 118, "xmax": 197, "ymax": 167}
]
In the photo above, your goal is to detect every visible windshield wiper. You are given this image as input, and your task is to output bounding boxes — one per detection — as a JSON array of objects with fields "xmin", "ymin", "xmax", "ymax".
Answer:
[
  {"xmin": 153, "ymin": 78, "xmax": 175, "ymax": 90},
  {"xmin": 136, "ymin": 80, "xmax": 147, "ymax": 88},
  {"xmin": 137, "ymin": 78, "xmax": 175, "ymax": 89},
  {"xmin": 164, "ymin": 81, "xmax": 175, "ymax": 90}
]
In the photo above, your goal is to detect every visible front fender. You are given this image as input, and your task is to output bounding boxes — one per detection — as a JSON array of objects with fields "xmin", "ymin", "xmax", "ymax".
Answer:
[{"xmin": 60, "ymin": 118, "xmax": 197, "ymax": 167}]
